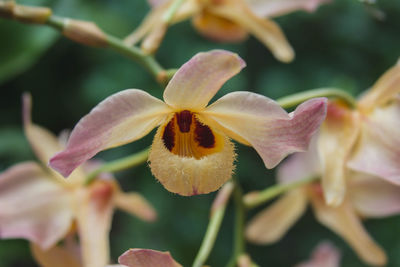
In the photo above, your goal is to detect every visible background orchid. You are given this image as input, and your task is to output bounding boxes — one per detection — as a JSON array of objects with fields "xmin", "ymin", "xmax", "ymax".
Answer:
[
  {"xmin": 245, "ymin": 136, "xmax": 400, "ymax": 266},
  {"xmin": 311, "ymin": 62, "xmax": 400, "ymax": 206},
  {"xmin": 0, "ymin": 94, "xmax": 157, "ymax": 267},
  {"xmin": 1, "ymin": 0, "xmax": 400, "ymax": 266},
  {"xmin": 124, "ymin": 0, "xmax": 329, "ymax": 62}
]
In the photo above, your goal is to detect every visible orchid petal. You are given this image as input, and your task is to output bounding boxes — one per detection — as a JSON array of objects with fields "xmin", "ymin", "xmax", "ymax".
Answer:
[
  {"xmin": 147, "ymin": 0, "xmax": 169, "ymax": 8},
  {"xmin": 348, "ymin": 99, "xmax": 400, "ymax": 185},
  {"xmin": 119, "ymin": 249, "xmax": 182, "ymax": 267},
  {"xmin": 75, "ymin": 180, "xmax": 115, "ymax": 267},
  {"xmin": 31, "ymin": 242, "xmax": 82, "ymax": 267},
  {"xmin": 23, "ymin": 93, "xmax": 63, "ymax": 169},
  {"xmin": 163, "ymin": 50, "xmax": 245, "ymax": 110},
  {"xmin": 246, "ymin": 188, "xmax": 307, "ymax": 244},
  {"xmin": 277, "ymin": 136, "xmax": 320, "ymax": 184},
  {"xmin": 309, "ymin": 192, "xmax": 387, "ymax": 266},
  {"xmin": 358, "ymin": 63, "xmax": 400, "ymax": 111},
  {"xmin": 192, "ymin": 11, "xmax": 249, "ymax": 42},
  {"xmin": 295, "ymin": 241, "xmax": 341, "ymax": 267},
  {"xmin": 246, "ymin": 0, "xmax": 331, "ymax": 18},
  {"xmin": 349, "ymin": 172, "xmax": 400, "ymax": 218},
  {"xmin": 0, "ymin": 162, "xmax": 73, "ymax": 249},
  {"xmin": 114, "ymin": 192, "xmax": 157, "ymax": 222},
  {"xmin": 209, "ymin": 1, "xmax": 294, "ymax": 62},
  {"xmin": 124, "ymin": 3, "xmax": 167, "ymax": 46},
  {"xmin": 50, "ymin": 89, "xmax": 170, "ymax": 177},
  {"xmin": 318, "ymin": 102, "xmax": 359, "ymax": 206},
  {"xmin": 23, "ymin": 93, "xmax": 85, "ymax": 185},
  {"xmin": 203, "ymin": 93, "xmax": 327, "ymax": 169}
]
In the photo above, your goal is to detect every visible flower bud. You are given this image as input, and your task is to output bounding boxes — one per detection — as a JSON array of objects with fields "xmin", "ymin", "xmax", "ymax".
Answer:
[
  {"xmin": 0, "ymin": 1, "xmax": 14, "ymax": 19},
  {"xmin": 0, "ymin": 2, "xmax": 51, "ymax": 23},
  {"xmin": 13, "ymin": 5, "xmax": 51, "ymax": 23},
  {"xmin": 141, "ymin": 23, "xmax": 167, "ymax": 54},
  {"xmin": 63, "ymin": 19, "xmax": 108, "ymax": 47}
]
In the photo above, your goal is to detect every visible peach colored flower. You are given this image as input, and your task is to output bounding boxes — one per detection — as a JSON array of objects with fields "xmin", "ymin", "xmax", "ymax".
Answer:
[
  {"xmin": 245, "ymin": 136, "xmax": 400, "ymax": 266},
  {"xmin": 316, "ymin": 62, "xmax": 400, "ymax": 206},
  {"xmin": 0, "ymin": 94, "xmax": 157, "ymax": 267},
  {"xmin": 50, "ymin": 50, "xmax": 327, "ymax": 196},
  {"xmin": 125, "ymin": 0, "xmax": 329, "ymax": 62}
]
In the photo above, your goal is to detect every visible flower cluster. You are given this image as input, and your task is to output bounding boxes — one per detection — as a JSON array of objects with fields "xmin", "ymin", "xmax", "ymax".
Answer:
[{"xmin": 0, "ymin": 0, "xmax": 399, "ymax": 266}]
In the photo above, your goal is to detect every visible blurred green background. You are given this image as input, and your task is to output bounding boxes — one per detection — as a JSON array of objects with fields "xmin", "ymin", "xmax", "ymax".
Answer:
[{"xmin": 1, "ymin": 0, "xmax": 400, "ymax": 266}]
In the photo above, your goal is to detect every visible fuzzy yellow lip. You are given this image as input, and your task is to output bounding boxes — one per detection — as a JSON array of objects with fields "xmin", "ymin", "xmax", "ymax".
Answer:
[{"xmin": 161, "ymin": 110, "xmax": 225, "ymax": 159}]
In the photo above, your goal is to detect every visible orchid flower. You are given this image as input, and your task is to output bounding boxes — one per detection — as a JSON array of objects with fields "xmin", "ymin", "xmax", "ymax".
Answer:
[
  {"xmin": 245, "ymin": 136, "xmax": 400, "ymax": 266},
  {"xmin": 49, "ymin": 50, "xmax": 327, "ymax": 196},
  {"xmin": 0, "ymin": 94, "xmax": 157, "ymax": 267},
  {"xmin": 125, "ymin": 0, "xmax": 329, "ymax": 62},
  {"xmin": 295, "ymin": 241, "xmax": 341, "ymax": 267},
  {"xmin": 108, "ymin": 248, "xmax": 182, "ymax": 267},
  {"xmin": 314, "ymin": 62, "xmax": 400, "ymax": 206}
]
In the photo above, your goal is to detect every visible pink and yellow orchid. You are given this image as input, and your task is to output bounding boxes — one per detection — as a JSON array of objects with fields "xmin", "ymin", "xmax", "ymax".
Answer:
[
  {"xmin": 245, "ymin": 136, "xmax": 400, "ymax": 266},
  {"xmin": 314, "ymin": 62, "xmax": 400, "ymax": 206},
  {"xmin": 125, "ymin": 0, "xmax": 329, "ymax": 62},
  {"xmin": 49, "ymin": 50, "xmax": 327, "ymax": 196},
  {"xmin": 0, "ymin": 94, "xmax": 157, "ymax": 267}
]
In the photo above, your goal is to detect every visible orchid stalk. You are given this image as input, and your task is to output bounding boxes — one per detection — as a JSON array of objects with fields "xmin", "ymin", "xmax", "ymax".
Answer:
[{"xmin": 0, "ymin": 2, "xmax": 174, "ymax": 84}]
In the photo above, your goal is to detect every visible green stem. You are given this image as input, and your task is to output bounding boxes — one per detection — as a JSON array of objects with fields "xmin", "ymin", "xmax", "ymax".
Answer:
[
  {"xmin": 162, "ymin": 0, "xmax": 185, "ymax": 23},
  {"xmin": 276, "ymin": 88, "xmax": 357, "ymax": 109},
  {"xmin": 244, "ymin": 176, "xmax": 319, "ymax": 209},
  {"xmin": 85, "ymin": 148, "xmax": 149, "ymax": 185},
  {"xmin": 192, "ymin": 182, "xmax": 234, "ymax": 267},
  {"xmin": 45, "ymin": 15, "xmax": 165, "ymax": 83},
  {"xmin": 226, "ymin": 183, "xmax": 245, "ymax": 267},
  {"xmin": 106, "ymin": 35, "xmax": 163, "ymax": 78}
]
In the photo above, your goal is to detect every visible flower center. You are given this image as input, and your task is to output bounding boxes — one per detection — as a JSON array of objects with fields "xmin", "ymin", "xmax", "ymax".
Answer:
[{"xmin": 162, "ymin": 110, "xmax": 224, "ymax": 158}]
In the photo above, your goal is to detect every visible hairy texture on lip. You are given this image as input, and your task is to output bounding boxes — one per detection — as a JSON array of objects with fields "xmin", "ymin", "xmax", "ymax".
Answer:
[{"xmin": 149, "ymin": 126, "xmax": 235, "ymax": 196}]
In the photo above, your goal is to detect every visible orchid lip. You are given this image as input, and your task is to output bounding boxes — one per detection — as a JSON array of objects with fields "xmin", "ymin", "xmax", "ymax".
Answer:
[{"xmin": 161, "ymin": 110, "xmax": 222, "ymax": 159}]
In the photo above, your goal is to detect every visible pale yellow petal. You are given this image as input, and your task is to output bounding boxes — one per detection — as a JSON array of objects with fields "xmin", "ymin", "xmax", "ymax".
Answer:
[
  {"xmin": 163, "ymin": 50, "xmax": 245, "ymax": 111},
  {"xmin": 114, "ymin": 192, "xmax": 157, "ymax": 222},
  {"xmin": 31, "ymin": 243, "xmax": 82, "ymax": 267},
  {"xmin": 75, "ymin": 180, "xmax": 115, "ymax": 267},
  {"xmin": 348, "ymin": 99, "xmax": 400, "ymax": 185},
  {"xmin": 246, "ymin": 188, "xmax": 308, "ymax": 244},
  {"xmin": 318, "ymin": 101, "xmax": 360, "ymax": 206},
  {"xmin": 23, "ymin": 93, "xmax": 86, "ymax": 186},
  {"xmin": 209, "ymin": 0, "xmax": 294, "ymax": 62},
  {"xmin": 349, "ymin": 171, "xmax": 400, "ymax": 218},
  {"xmin": 309, "ymin": 191, "xmax": 387, "ymax": 266},
  {"xmin": 358, "ymin": 63, "xmax": 400, "ymax": 112},
  {"xmin": 23, "ymin": 93, "xmax": 64, "ymax": 167},
  {"xmin": 192, "ymin": 11, "xmax": 248, "ymax": 42},
  {"xmin": 124, "ymin": 4, "xmax": 167, "ymax": 46},
  {"xmin": 0, "ymin": 162, "xmax": 73, "ymax": 249}
]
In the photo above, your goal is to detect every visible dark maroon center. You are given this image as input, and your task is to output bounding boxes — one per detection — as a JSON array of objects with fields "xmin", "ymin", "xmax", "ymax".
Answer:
[
  {"xmin": 162, "ymin": 119, "xmax": 175, "ymax": 151},
  {"xmin": 176, "ymin": 110, "xmax": 192, "ymax": 133},
  {"xmin": 194, "ymin": 120, "xmax": 215, "ymax": 148}
]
